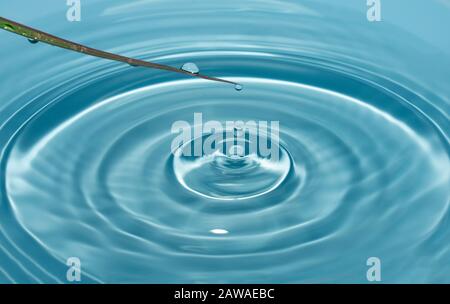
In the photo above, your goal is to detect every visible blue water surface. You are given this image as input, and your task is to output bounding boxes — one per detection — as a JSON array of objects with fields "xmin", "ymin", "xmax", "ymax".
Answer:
[{"xmin": 0, "ymin": 0, "xmax": 449, "ymax": 283}]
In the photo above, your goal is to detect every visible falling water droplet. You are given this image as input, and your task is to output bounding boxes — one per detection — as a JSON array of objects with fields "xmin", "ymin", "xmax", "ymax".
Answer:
[
  {"xmin": 28, "ymin": 38, "xmax": 39, "ymax": 44},
  {"xmin": 235, "ymin": 84, "xmax": 243, "ymax": 91},
  {"xmin": 181, "ymin": 62, "xmax": 199, "ymax": 74}
]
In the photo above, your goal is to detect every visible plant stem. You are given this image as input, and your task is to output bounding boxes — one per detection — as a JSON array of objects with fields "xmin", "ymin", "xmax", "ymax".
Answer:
[{"xmin": 0, "ymin": 17, "xmax": 239, "ymax": 86}]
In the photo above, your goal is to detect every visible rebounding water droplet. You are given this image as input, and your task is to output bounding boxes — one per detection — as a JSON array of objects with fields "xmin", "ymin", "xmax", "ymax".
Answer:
[
  {"xmin": 28, "ymin": 38, "xmax": 39, "ymax": 44},
  {"xmin": 228, "ymin": 145, "xmax": 245, "ymax": 158},
  {"xmin": 233, "ymin": 126, "xmax": 244, "ymax": 137},
  {"xmin": 235, "ymin": 84, "xmax": 243, "ymax": 91},
  {"xmin": 181, "ymin": 62, "xmax": 199, "ymax": 74}
]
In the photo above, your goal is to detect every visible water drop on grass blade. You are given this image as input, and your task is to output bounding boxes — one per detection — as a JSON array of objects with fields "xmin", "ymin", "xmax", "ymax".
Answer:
[{"xmin": 181, "ymin": 62, "xmax": 200, "ymax": 74}]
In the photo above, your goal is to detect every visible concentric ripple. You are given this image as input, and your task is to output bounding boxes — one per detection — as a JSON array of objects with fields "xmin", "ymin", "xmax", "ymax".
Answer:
[
  {"xmin": 173, "ymin": 129, "xmax": 292, "ymax": 200},
  {"xmin": 0, "ymin": 0, "xmax": 449, "ymax": 283}
]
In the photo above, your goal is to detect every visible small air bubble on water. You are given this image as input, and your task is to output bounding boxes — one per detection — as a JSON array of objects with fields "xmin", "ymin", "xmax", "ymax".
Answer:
[
  {"xmin": 181, "ymin": 62, "xmax": 199, "ymax": 74},
  {"xmin": 235, "ymin": 84, "xmax": 243, "ymax": 91}
]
